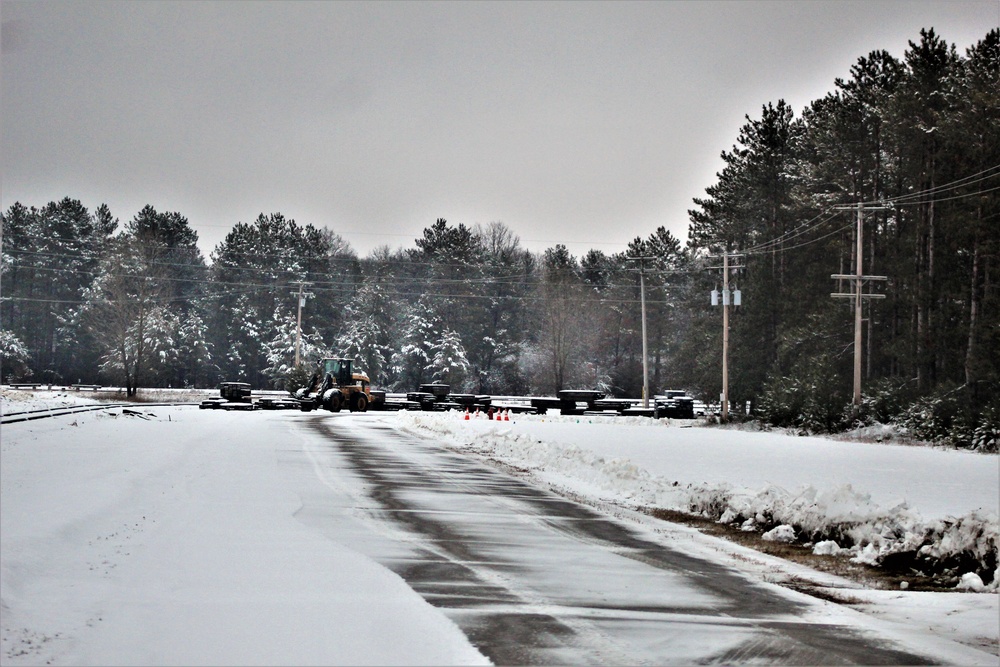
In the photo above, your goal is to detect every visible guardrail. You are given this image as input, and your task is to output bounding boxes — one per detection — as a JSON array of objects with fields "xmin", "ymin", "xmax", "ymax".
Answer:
[{"xmin": 1, "ymin": 403, "xmax": 198, "ymax": 425}]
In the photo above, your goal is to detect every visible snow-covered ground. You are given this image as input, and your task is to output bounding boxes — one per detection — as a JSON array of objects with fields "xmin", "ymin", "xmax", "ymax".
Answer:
[
  {"xmin": 0, "ymin": 387, "xmax": 211, "ymax": 412},
  {"xmin": 1, "ymin": 388, "xmax": 123, "ymax": 411},
  {"xmin": 1, "ymin": 396, "xmax": 488, "ymax": 666},
  {"xmin": 2, "ymin": 389, "xmax": 997, "ymax": 663}
]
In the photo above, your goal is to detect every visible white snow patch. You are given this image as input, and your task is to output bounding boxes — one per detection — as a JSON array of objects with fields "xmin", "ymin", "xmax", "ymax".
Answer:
[
  {"xmin": 813, "ymin": 540, "xmax": 847, "ymax": 556},
  {"xmin": 958, "ymin": 573, "xmax": 987, "ymax": 592},
  {"xmin": 762, "ymin": 524, "xmax": 797, "ymax": 543}
]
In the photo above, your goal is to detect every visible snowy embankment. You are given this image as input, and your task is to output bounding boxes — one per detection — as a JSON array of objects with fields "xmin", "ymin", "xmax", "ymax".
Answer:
[
  {"xmin": 1, "ymin": 388, "xmax": 115, "ymax": 411},
  {"xmin": 397, "ymin": 411, "xmax": 999, "ymax": 590}
]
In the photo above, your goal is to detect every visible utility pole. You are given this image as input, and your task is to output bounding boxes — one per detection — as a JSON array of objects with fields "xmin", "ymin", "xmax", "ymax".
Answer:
[
  {"xmin": 722, "ymin": 252, "xmax": 730, "ymax": 421},
  {"xmin": 627, "ymin": 256, "xmax": 654, "ymax": 408},
  {"xmin": 708, "ymin": 250, "xmax": 744, "ymax": 421},
  {"xmin": 831, "ymin": 203, "xmax": 887, "ymax": 407},
  {"xmin": 290, "ymin": 281, "xmax": 314, "ymax": 368}
]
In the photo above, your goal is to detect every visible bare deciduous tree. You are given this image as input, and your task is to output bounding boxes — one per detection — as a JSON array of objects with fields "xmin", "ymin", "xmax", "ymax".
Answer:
[{"xmin": 78, "ymin": 237, "xmax": 172, "ymax": 396}]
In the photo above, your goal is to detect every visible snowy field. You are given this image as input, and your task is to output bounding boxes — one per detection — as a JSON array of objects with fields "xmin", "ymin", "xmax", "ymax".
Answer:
[
  {"xmin": 1, "ymin": 389, "xmax": 997, "ymax": 663},
  {"xmin": 1, "ymin": 394, "xmax": 487, "ymax": 666}
]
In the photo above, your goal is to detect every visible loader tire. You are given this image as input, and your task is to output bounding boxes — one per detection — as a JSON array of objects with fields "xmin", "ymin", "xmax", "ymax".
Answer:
[
  {"xmin": 327, "ymin": 393, "xmax": 342, "ymax": 412},
  {"xmin": 354, "ymin": 393, "xmax": 368, "ymax": 413}
]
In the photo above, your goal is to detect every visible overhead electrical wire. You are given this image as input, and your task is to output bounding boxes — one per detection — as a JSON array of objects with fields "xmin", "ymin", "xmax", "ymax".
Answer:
[
  {"xmin": 736, "ymin": 164, "xmax": 1000, "ymax": 257},
  {"xmin": 3, "ymin": 261, "xmax": 691, "ymax": 307},
  {"xmin": 750, "ymin": 221, "xmax": 855, "ymax": 255},
  {"xmin": 740, "ymin": 209, "xmax": 844, "ymax": 255},
  {"xmin": 3, "ymin": 285, "xmax": 673, "ymax": 308},
  {"xmin": 889, "ymin": 183, "xmax": 1000, "ymax": 206},
  {"xmin": 2, "ymin": 256, "xmax": 540, "ymax": 289},
  {"xmin": 2, "ymin": 240, "xmax": 544, "ymax": 276},
  {"xmin": 856, "ymin": 163, "xmax": 1000, "ymax": 206}
]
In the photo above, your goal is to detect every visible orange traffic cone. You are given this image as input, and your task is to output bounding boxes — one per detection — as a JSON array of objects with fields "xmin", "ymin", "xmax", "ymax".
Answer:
[
  {"xmin": 475, "ymin": 407, "xmax": 481, "ymax": 418},
  {"xmin": 464, "ymin": 408, "xmax": 470, "ymax": 420},
  {"xmin": 504, "ymin": 409, "xmax": 510, "ymax": 421}
]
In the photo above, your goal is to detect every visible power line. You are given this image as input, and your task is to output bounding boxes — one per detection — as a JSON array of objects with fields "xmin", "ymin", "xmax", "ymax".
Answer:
[
  {"xmin": 889, "ymin": 183, "xmax": 1000, "ymax": 206},
  {"xmin": 2, "ymin": 251, "xmax": 540, "ymax": 286},
  {"xmin": 746, "ymin": 221, "xmax": 855, "ymax": 256},
  {"xmin": 5, "ymin": 166, "xmax": 996, "ymax": 316},
  {"xmin": 2, "ymin": 243, "xmax": 544, "ymax": 277},
  {"xmin": 732, "ymin": 164, "xmax": 1000, "ymax": 256},
  {"xmin": 740, "ymin": 209, "xmax": 842, "ymax": 255},
  {"xmin": 858, "ymin": 164, "xmax": 1000, "ymax": 206}
]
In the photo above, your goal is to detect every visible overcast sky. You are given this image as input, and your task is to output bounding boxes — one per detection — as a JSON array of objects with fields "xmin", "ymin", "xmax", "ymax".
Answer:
[{"xmin": 2, "ymin": 1, "xmax": 997, "ymax": 259}]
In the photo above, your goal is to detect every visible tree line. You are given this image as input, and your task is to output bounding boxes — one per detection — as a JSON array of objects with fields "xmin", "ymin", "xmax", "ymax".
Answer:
[{"xmin": 2, "ymin": 29, "xmax": 997, "ymax": 448}]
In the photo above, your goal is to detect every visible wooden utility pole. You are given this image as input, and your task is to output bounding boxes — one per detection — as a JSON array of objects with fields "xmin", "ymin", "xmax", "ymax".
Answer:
[
  {"xmin": 708, "ymin": 250, "xmax": 743, "ymax": 421},
  {"xmin": 722, "ymin": 252, "xmax": 731, "ymax": 421},
  {"xmin": 290, "ymin": 281, "xmax": 314, "ymax": 367},
  {"xmin": 831, "ymin": 203, "xmax": 887, "ymax": 407},
  {"xmin": 627, "ymin": 256, "xmax": 654, "ymax": 408}
]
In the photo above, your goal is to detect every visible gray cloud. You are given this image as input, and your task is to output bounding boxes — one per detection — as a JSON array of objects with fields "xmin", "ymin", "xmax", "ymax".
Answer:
[{"xmin": 2, "ymin": 0, "xmax": 996, "ymax": 257}]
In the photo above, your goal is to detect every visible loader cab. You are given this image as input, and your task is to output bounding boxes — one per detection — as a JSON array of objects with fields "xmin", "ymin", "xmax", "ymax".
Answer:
[{"xmin": 320, "ymin": 358, "xmax": 353, "ymax": 387}]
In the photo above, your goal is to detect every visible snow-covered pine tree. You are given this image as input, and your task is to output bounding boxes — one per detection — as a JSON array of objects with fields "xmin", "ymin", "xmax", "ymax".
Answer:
[
  {"xmin": 468, "ymin": 221, "xmax": 534, "ymax": 393},
  {"xmin": 334, "ymin": 284, "xmax": 392, "ymax": 386},
  {"xmin": 391, "ymin": 299, "xmax": 440, "ymax": 391},
  {"xmin": 263, "ymin": 307, "xmax": 327, "ymax": 389},
  {"xmin": 209, "ymin": 213, "xmax": 336, "ymax": 387},
  {"xmin": 0, "ymin": 330, "xmax": 30, "ymax": 382},
  {"xmin": 1, "ymin": 198, "xmax": 117, "ymax": 383},
  {"xmin": 426, "ymin": 328, "xmax": 470, "ymax": 391}
]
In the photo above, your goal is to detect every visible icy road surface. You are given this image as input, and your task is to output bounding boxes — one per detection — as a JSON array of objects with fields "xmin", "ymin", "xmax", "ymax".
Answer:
[{"xmin": 293, "ymin": 414, "xmax": 987, "ymax": 665}]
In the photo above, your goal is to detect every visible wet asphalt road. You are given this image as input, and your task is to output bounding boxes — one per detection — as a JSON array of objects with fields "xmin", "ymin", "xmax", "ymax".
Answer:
[{"xmin": 289, "ymin": 415, "xmax": 934, "ymax": 665}]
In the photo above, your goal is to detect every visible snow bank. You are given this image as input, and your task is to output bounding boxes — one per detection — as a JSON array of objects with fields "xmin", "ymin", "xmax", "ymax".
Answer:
[
  {"xmin": 1, "ymin": 388, "xmax": 104, "ymax": 412},
  {"xmin": 398, "ymin": 411, "xmax": 999, "ymax": 586},
  {"xmin": 1, "ymin": 387, "xmax": 209, "ymax": 412}
]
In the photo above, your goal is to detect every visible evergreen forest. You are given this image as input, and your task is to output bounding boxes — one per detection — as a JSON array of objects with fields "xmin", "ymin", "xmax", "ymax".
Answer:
[{"xmin": 2, "ymin": 29, "xmax": 998, "ymax": 449}]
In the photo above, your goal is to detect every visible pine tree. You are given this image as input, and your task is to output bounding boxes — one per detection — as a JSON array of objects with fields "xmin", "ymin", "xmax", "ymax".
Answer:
[
  {"xmin": 535, "ymin": 245, "xmax": 592, "ymax": 393},
  {"xmin": 426, "ymin": 328, "xmax": 471, "ymax": 390},
  {"xmin": 947, "ymin": 30, "xmax": 1000, "ymax": 396},
  {"xmin": 1, "ymin": 198, "xmax": 117, "ymax": 383},
  {"xmin": 469, "ymin": 222, "xmax": 534, "ymax": 393},
  {"xmin": 335, "ymin": 283, "xmax": 391, "ymax": 385},
  {"xmin": 263, "ymin": 308, "xmax": 327, "ymax": 389},
  {"xmin": 0, "ymin": 330, "xmax": 30, "ymax": 381},
  {"xmin": 687, "ymin": 102, "xmax": 802, "ymax": 406},
  {"xmin": 392, "ymin": 298, "xmax": 440, "ymax": 391},
  {"xmin": 209, "ymin": 213, "xmax": 337, "ymax": 387}
]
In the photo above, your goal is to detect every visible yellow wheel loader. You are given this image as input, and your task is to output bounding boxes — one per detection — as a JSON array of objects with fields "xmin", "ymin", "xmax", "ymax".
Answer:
[{"xmin": 296, "ymin": 358, "xmax": 372, "ymax": 413}]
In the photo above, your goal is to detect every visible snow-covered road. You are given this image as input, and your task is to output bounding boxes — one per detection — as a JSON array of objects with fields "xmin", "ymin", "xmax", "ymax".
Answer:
[
  {"xmin": 294, "ymin": 415, "xmax": 948, "ymax": 664},
  {"xmin": 1, "ymin": 402, "xmax": 996, "ymax": 665}
]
